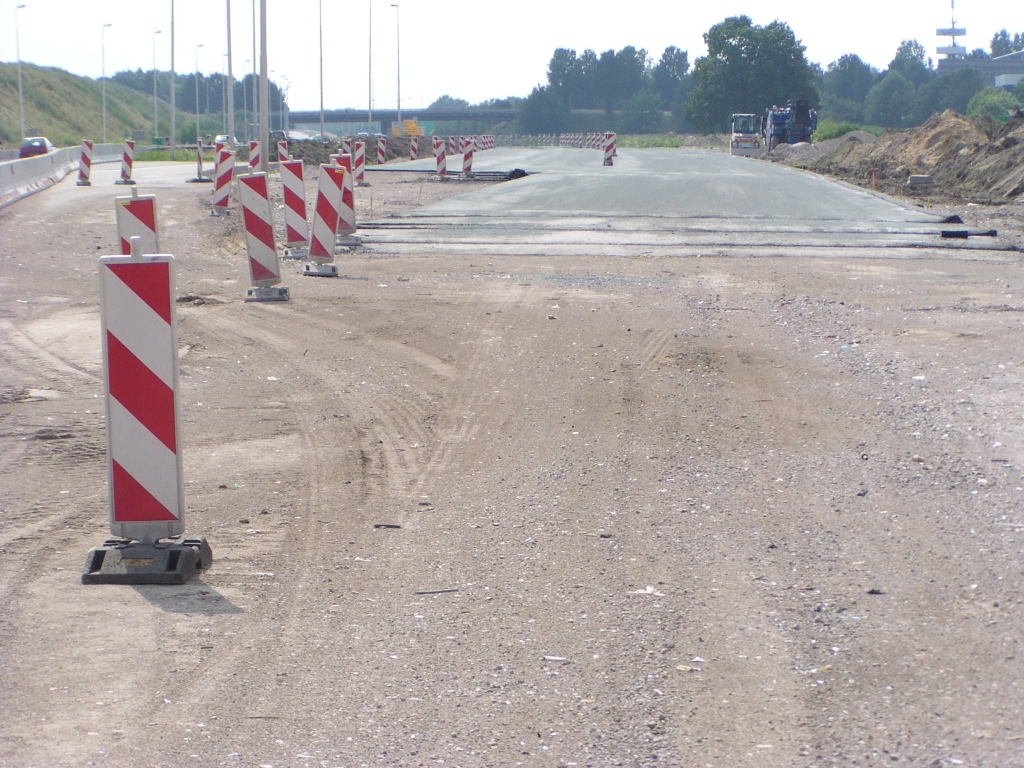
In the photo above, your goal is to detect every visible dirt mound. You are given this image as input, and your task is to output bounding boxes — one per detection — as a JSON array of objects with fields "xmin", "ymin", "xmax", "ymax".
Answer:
[{"xmin": 783, "ymin": 110, "xmax": 1024, "ymax": 201}]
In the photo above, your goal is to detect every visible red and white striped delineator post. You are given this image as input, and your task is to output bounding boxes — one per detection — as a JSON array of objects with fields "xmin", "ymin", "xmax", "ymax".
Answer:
[
  {"xmin": 376, "ymin": 137, "xmax": 387, "ymax": 165},
  {"xmin": 303, "ymin": 164, "xmax": 344, "ymax": 277},
  {"xmin": 462, "ymin": 138, "xmax": 474, "ymax": 176},
  {"xmin": 77, "ymin": 139, "xmax": 93, "ymax": 186},
  {"xmin": 333, "ymin": 154, "xmax": 358, "ymax": 246},
  {"xmin": 410, "ymin": 135, "xmax": 418, "ymax": 161},
  {"xmin": 238, "ymin": 173, "xmax": 289, "ymax": 302},
  {"xmin": 116, "ymin": 189, "xmax": 159, "ymax": 256},
  {"xmin": 115, "ymin": 140, "xmax": 136, "ymax": 185},
  {"xmin": 433, "ymin": 136, "xmax": 447, "ymax": 178},
  {"xmin": 280, "ymin": 160, "xmax": 308, "ymax": 259},
  {"xmin": 448, "ymin": 136, "xmax": 458, "ymax": 156},
  {"xmin": 82, "ymin": 236, "xmax": 213, "ymax": 585},
  {"xmin": 215, "ymin": 139, "xmax": 225, "ymax": 155},
  {"xmin": 188, "ymin": 142, "xmax": 213, "ymax": 183},
  {"xmin": 353, "ymin": 141, "xmax": 368, "ymax": 186},
  {"xmin": 211, "ymin": 150, "xmax": 235, "ymax": 214},
  {"xmin": 604, "ymin": 132, "xmax": 616, "ymax": 166},
  {"xmin": 342, "ymin": 137, "xmax": 352, "ymax": 156},
  {"xmin": 277, "ymin": 140, "xmax": 288, "ymax": 163},
  {"xmin": 249, "ymin": 140, "xmax": 261, "ymax": 170}
]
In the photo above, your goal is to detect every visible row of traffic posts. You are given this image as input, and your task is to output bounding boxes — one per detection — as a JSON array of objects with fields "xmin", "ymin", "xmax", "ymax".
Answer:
[{"xmin": 78, "ymin": 130, "xmax": 613, "ymax": 585}]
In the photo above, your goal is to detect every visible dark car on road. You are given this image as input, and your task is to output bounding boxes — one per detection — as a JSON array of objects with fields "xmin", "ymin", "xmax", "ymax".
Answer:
[{"xmin": 19, "ymin": 136, "xmax": 56, "ymax": 158}]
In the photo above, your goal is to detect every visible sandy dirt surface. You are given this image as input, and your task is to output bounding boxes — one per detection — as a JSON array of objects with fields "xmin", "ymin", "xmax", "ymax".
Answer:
[{"xmin": 1, "ymin": 161, "xmax": 1023, "ymax": 768}]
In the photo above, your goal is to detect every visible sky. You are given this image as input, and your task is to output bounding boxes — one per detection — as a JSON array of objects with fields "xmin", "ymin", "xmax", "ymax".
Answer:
[{"xmin": 1, "ymin": 0, "xmax": 1018, "ymax": 113}]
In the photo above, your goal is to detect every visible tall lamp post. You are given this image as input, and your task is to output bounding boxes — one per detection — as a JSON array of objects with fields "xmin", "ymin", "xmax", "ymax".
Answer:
[
  {"xmin": 102, "ymin": 22, "xmax": 112, "ymax": 144},
  {"xmin": 391, "ymin": 3, "xmax": 401, "ymax": 136},
  {"xmin": 170, "ymin": 0, "xmax": 177, "ymax": 159},
  {"xmin": 367, "ymin": 0, "xmax": 372, "ymax": 131},
  {"xmin": 15, "ymin": 4, "xmax": 26, "ymax": 142},
  {"xmin": 195, "ymin": 43, "xmax": 204, "ymax": 146},
  {"xmin": 153, "ymin": 29, "xmax": 162, "ymax": 141},
  {"xmin": 243, "ymin": 59, "xmax": 250, "ymax": 141},
  {"xmin": 226, "ymin": 0, "xmax": 235, "ymax": 149},
  {"xmin": 318, "ymin": 0, "xmax": 324, "ymax": 141}
]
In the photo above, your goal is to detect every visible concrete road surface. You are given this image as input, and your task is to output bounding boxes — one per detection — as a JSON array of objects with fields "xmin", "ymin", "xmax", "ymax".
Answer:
[{"xmin": 364, "ymin": 147, "xmax": 1009, "ymax": 256}]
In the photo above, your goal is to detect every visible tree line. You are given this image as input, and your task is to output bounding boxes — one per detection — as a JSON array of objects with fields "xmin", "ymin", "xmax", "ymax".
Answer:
[
  {"xmin": 110, "ymin": 69, "xmax": 286, "ymax": 118},
  {"xmin": 519, "ymin": 17, "xmax": 1024, "ymax": 134}
]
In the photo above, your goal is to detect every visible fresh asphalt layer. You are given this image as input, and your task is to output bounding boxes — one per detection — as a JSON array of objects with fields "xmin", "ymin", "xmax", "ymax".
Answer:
[{"xmin": 361, "ymin": 147, "xmax": 1011, "ymax": 258}]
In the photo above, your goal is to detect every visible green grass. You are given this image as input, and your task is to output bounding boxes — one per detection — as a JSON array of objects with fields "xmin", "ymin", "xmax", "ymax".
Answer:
[
  {"xmin": 0, "ymin": 61, "xmax": 199, "ymax": 149},
  {"xmin": 134, "ymin": 148, "xmax": 213, "ymax": 162},
  {"xmin": 813, "ymin": 118, "xmax": 883, "ymax": 142},
  {"xmin": 616, "ymin": 134, "xmax": 688, "ymax": 148}
]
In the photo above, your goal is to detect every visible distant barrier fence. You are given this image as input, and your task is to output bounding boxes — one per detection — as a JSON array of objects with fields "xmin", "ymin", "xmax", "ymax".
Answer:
[
  {"xmin": 0, "ymin": 143, "xmax": 122, "ymax": 210},
  {"xmin": 493, "ymin": 134, "xmax": 612, "ymax": 148}
]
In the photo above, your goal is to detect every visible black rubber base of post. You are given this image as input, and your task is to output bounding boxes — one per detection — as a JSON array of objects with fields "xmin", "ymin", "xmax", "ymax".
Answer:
[{"xmin": 82, "ymin": 536, "xmax": 213, "ymax": 585}]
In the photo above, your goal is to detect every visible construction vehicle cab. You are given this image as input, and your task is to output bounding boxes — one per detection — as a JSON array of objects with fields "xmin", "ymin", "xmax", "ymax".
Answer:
[{"xmin": 729, "ymin": 114, "xmax": 761, "ymax": 157}]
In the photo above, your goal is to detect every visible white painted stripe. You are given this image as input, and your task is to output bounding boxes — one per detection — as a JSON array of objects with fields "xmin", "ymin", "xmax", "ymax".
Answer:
[
  {"xmin": 239, "ymin": 178, "xmax": 279, "ymax": 269},
  {"xmin": 115, "ymin": 200, "xmax": 159, "ymax": 254},
  {"xmin": 102, "ymin": 265, "xmax": 175, "ymax": 387},
  {"xmin": 108, "ymin": 396, "xmax": 182, "ymax": 519}
]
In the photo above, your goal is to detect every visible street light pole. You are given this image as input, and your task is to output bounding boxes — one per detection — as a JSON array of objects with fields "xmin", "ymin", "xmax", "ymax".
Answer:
[
  {"xmin": 226, "ymin": 0, "xmax": 235, "ymax": 149},
  {"xmin": 318, "ymin": 0, "xmax": 324, "ymax": 141},
  {"xmin": 259, "ymin": 0, "xmax": 268, "ymax": 174},
  {"xmin": 195, "ymin": 43, "xmax": 203, "ymax": 146},
  {"xmin": 243, "ymin": 59, "xmax": 250, "ymax": 142},
  {"xmin": 367, "ymin": 0, "xmax": 372, "ymax": 131},
  {"xmin": 391, "ymin": 3, "xmax": 401, "ymax": 136},
  {"xmin": 15, "ymin": 4, "xmax": 26, "ymax": 142},
  {"xmin": 170, "ymin": 0, "xmax": 177, "ymax": 159},
  {"xmin": 153, "ymin": 29, "xmax": 162, "ymax": 141},
  {"xmin": 102, "ymin": 22, "xmax": 112, "ymax": 144}
]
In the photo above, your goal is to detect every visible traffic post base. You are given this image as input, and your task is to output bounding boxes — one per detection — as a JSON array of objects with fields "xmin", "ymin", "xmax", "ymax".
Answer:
[
  {"xmin": 244, "ymin": 285, "xmax": 290, "ymax": 302},
  {"xmin": 209, "ymin": 206, "xmax": 230, "ymax": 217},
  {"xmin": 302, "ymin": 262, "xmax": 339, "ymax": 277},
  {"xmin": 282, "ymin": 246, "xmax": 308, "ymax": 260},
  {"xmin": 336, "ymin": 234, "xmax": 362, "ymax": 248},
  {"xmin": 82, "ymin": 535, "xmax": 213, "ymax": 585}
]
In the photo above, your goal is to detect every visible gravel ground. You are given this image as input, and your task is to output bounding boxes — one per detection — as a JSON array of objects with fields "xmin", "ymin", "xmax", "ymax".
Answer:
[{"xmin": 1, "ymin": 161, "xmax": 1022, "ymax": 767}]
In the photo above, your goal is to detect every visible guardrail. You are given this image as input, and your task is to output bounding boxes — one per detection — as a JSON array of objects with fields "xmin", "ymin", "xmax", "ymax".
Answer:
[{"xmin": 0, "ymin": 143, "xmax": 122, "ymax": 211}]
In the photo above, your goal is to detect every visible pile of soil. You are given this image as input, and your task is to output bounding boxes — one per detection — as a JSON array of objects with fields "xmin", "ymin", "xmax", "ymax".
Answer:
[{"xmin": 779, "ymin": 110, "xmax": 1024, "ymax": 202}]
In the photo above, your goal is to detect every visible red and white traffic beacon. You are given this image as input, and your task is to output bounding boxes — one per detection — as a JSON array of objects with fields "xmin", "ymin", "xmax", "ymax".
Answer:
[
  {"xmin": 82, "ymin": 235, "xmax": 212, "ymax": 585},
  {"xmin": 238, "ymin": 172, "xmax": 290, "ymax": 302}
]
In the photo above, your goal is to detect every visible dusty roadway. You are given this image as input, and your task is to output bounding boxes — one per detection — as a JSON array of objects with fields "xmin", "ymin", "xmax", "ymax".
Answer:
[{"xmin": 1, "ymin": 150, "xmax": 1023, "ymax": 768}]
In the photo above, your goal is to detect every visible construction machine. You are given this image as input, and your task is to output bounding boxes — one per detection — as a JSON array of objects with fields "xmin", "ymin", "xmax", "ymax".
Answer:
[
  {"xmin": 729, "ymin": 114, "xmax": 762, "ymax": 157},
  {"xmin": 761, "ymin": 99, "xmax": 817, "ymax": 151}
]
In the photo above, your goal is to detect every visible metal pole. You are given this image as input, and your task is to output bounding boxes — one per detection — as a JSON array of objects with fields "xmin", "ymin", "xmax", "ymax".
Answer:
[
  {"xmin": 102, "ymin": 23, "xmax": 112, "ymax": 144},
  {"xmin": 153, "ymin": 30, "xmax": 161, "ymax": 141},
  {"xmin": 15, "ymin": 4, "xmax": 26, "ymax": 142},
  {"xmin": 391, "ymin": 3, "xmax": 401, "ymax": 136},
  {"xmin": 367, "ymin": 0, "xmax": 372, "ymax": 131},
  {"xmin": 170, "ymin": 0, "xmax": 176, "ymax": 159},
  {"xmin": 243, "ymin": 59, "xmax": 250, "ymax": 142},
  {"xmin": 318, "ymin": 0, "xmax": 324, "ymax": 141},
  {"xmin": 226, "ymin": 0, "xmax": 235, "ymax": 149},
  {"xmin": 222, "ymin": 54, "xmax": 228, "ymax": 134},
  {"xmin": 252, "ymin": 0, "xmax": 257, "ymax": 150},
  {"xmin": 195, "ymin": 44, "xmax": 203, "ymax": 146},
  {"xmin": 259, "ymin": 0, "xmax": 268, "ymax": 174}
]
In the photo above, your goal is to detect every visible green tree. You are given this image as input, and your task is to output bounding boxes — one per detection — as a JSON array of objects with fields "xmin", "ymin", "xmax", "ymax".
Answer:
[
  {"xmin": 822, "ymin": 54, "xmax": 877, "ymax": 104},
  {"xmin": 865, "ymin": 70, "xmax": 916, "ymax": 127},
  {"xmin": 619, "ymin": 89, "xmax": 665, "ymax": 133},
  {"xmin": 651, "ymin": 46, "xmax": 689, "ymax": 107},
  {"xmin": 547, "ymin": 48, "xmax": 582, "ymax": 108},
  {"xmin": 428, "ymin": 95, "xmax": 469, "ymax": 109},
  {"xmin": 888, "ymin": 40, "xmax": 932, "ymax": 88},
  {"xmin": 966, "ymin": 87, "xmax": 1022, "ymax": 119},
  {"xmin": 1014, "ymin": 78, "xmax": 1024, "ymax": 104},
  {"xmin": 990, "ymin": 30, "xmax": 1024, "ymax": 57},
  {"xmin": 518, "ymin": 86, "xmax": 566, "ymax": 133},
  {"xmin": 685, "ymin": 16, "xmax": 817, "ymax": 132},
  {"xmin": 911, "ymin": 67, "xmax": 984, "ymax": 124}
]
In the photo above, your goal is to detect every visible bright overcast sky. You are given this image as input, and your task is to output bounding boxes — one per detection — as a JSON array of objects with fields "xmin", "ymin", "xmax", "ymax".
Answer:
[{"xmin": 2, "ymin": 0, "xmax": 1017, "ymax": 112}]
